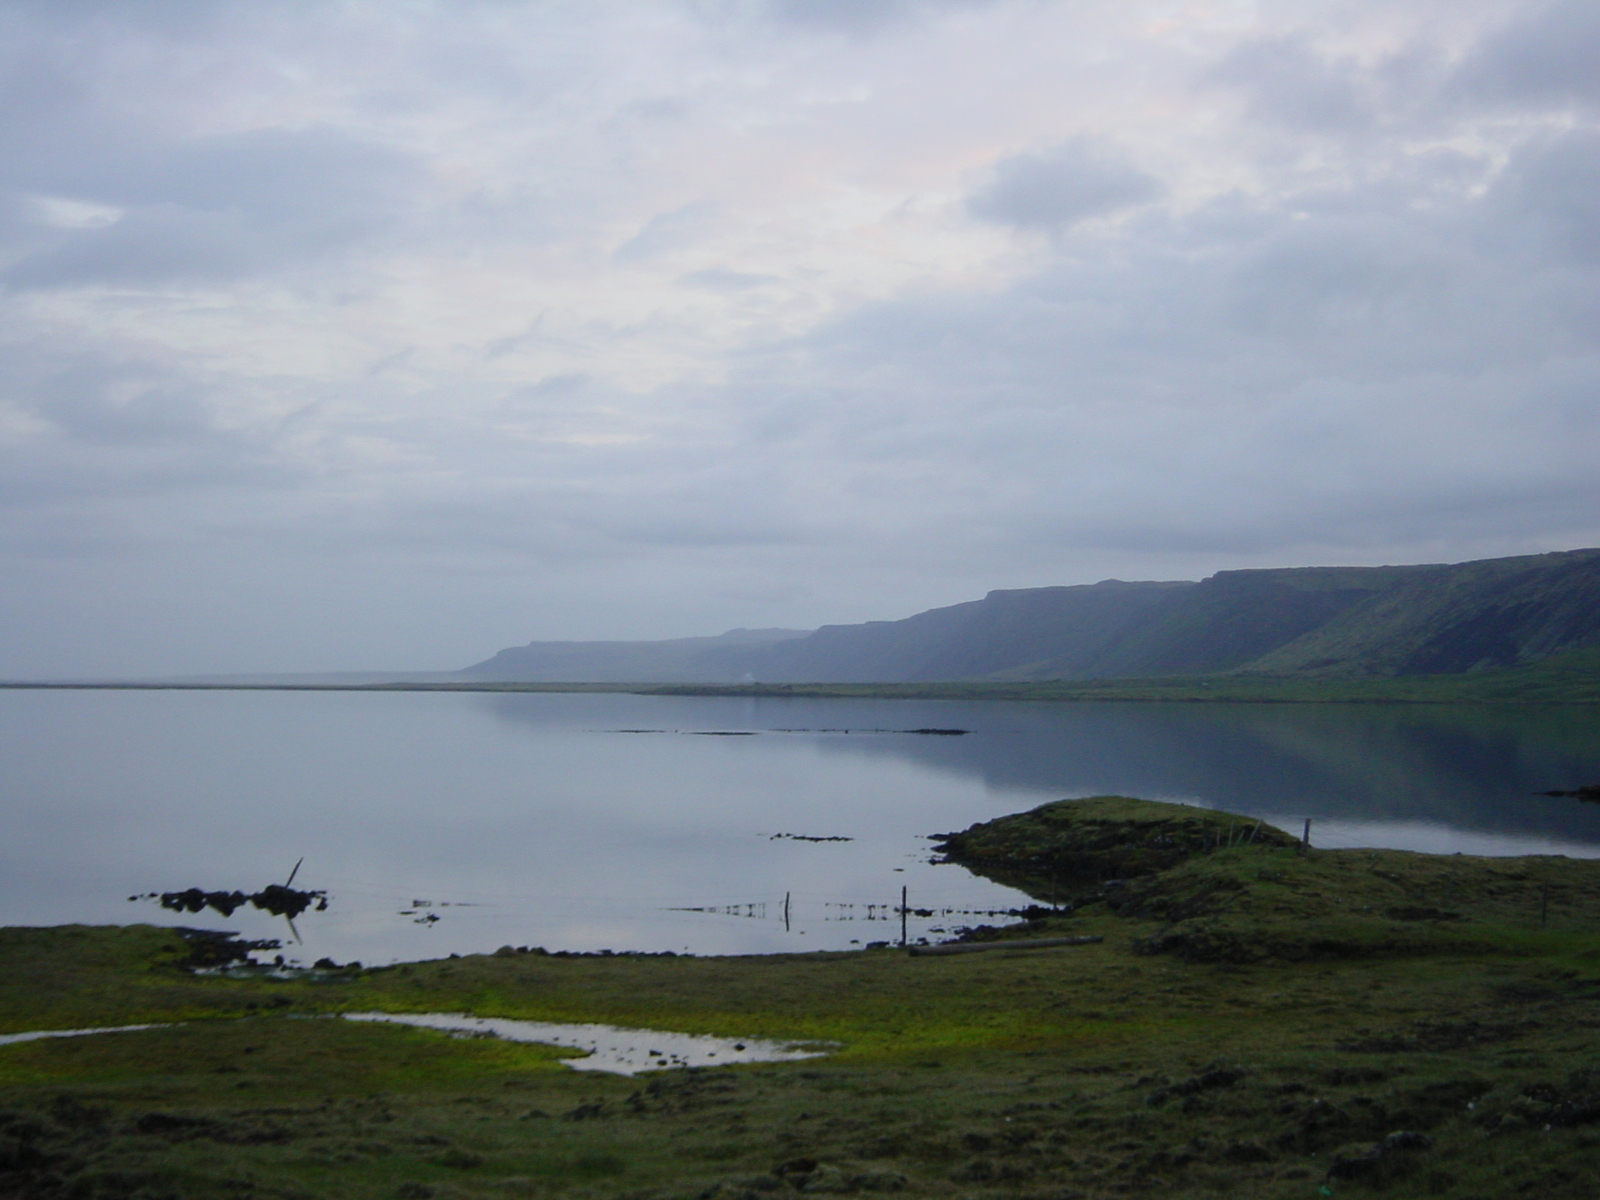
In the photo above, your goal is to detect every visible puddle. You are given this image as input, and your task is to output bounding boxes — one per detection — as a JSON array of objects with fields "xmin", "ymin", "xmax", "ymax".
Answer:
[
  {"xmin": 0, "ymin": 1024, "xmax": 167, "ymax": 1047},
  {"xmin": 341, "ymin": 1011, "xmax": 834, "ymax": 1075},
  {"xmin": 2, "ymin": 1015, "xmax": 834, "ymax": 1076}
]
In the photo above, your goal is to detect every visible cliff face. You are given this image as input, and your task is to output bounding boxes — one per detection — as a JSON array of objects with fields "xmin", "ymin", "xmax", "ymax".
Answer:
[{"xmin": 464, "ymin": 549, "xmax": 1600, "ymax": 683}]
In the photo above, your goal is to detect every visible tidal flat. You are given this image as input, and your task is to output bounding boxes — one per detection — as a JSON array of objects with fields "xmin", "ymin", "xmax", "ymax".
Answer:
[{"xmin": 4, "ymin": 799, "xmax": 1600, "ymax": 1199}]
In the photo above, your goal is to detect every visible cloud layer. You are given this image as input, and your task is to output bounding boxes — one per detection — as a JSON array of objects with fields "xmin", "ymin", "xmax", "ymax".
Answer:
[{"xmin": 1, "ymin": 0, "xmax": 1597, "ymax": 675}]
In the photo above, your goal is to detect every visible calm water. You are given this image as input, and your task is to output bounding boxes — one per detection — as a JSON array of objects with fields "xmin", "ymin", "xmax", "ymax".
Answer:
[{"xmin": 3, "ymin": 689, "xmax": 1598, "ymax": 964}]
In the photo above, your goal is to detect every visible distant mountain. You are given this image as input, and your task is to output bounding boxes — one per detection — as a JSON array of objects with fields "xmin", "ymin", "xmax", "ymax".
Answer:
[
  {"xmin": 463, "ymin": 549, "xmax": 1600, "ymax": 683},
  {"xmin": 460, "ymin": 627, "xmax": 810, "ymax": 683},
  {"xmin": 741, "ymin": 579, "xmax": 1195, "ymax": 682}
]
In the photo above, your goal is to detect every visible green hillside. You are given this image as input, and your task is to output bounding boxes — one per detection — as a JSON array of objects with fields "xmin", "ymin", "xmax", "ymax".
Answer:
[
  {"xmin": 646, "ymin": 644, "xmax": 1600, "ymax": 704},
  {"xmin": 461, "ymin": 549, "xmax": 1600, "ymax": 691}
]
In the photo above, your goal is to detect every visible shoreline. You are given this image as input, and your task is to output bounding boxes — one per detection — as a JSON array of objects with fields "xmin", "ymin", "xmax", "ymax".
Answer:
[
  {"xmin": 4, "ymin": 672, "xmax": 1600, "ymax": 704},
  {"xmin": 5, "ymin": 801, "xmax": 1600, "ymax": 1196}
]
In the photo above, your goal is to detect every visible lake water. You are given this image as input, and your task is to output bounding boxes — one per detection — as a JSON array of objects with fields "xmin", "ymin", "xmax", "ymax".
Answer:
[{"xmin": 3, "ymin": 688, "xmax": 1599, "ymax": 965}]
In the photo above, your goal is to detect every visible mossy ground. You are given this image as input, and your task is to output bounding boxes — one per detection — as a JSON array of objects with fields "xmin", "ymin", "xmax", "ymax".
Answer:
[{"xmin": 5, "ymin": 804, "xmax": 1600, "ymax": 1199}]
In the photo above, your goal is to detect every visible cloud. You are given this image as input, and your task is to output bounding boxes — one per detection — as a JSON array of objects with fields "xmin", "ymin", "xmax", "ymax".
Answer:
[
  {"xmin": 28, "ymin": 360, "xmax": 215, "ymax": 446},
  {"xmin": 763, "ymin": 0, "xmax": 999, "ymax": 34},
  {"xmin": 2, "ymin": 127, "xmax": 425, "ymax": 287},
  {"xmin": 968, "ymin": 139, "xmax": 1162, "ymax": 232},
  {"xmin": 1204, "ymin": 35, "xmax": 1378, "ymax": 133},
  {"xmin": 1449, "ymin": 0, "xmax": 1600, "ymax": 109},
  {"xmin": 0, "ymin": 0, "xmax": 1597, "ymax": 675},
  {"xmin": 739, "ymin": 143, "xmax": 1600, "ymax": 565},
  {"xmin": 613, "ymin": 201, "xmax": 723, "ymax": 263},
  {"xmin": 679, "ymin": 267, "xmax": 774, "ymax": 291},
  {"xmin": 1482, "ymin": 129, "xmax": 1600, "ymax": 264}
]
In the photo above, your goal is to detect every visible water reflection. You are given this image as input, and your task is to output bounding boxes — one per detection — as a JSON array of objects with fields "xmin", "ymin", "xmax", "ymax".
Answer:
[
  {"xmin": 480, "ymin": 694, "xmax": 1600, "ymax": 844},
  {"xmin": 3, "ymin": 688, "xmax": 1598, "ymax": 966}
]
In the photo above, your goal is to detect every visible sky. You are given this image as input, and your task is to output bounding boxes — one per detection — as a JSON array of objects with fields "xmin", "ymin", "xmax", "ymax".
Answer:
[{"xmin": 1, "ymin": 0, "xmax": 1597, "ymax": 677}]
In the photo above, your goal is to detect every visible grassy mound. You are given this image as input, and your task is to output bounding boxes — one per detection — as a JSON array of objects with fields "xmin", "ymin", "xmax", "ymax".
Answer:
[
  {"xmin": 931, "ymin": 795, "xmax": 1301, "ymax": 892},
  {"xmin": 933, "ymin": 796, "xmax": 1600, "ymax": 964}
]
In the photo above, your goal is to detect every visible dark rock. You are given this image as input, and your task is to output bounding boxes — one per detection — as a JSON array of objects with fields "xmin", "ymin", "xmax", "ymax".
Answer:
[{"xmin": 173, "ymin": 928, "xmax": 282, "ymax": 969}]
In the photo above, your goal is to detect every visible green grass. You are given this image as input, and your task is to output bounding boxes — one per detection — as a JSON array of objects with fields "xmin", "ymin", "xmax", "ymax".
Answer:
[
  {"xmin": 6, "ymin": 802, "xmax": 1600, "ymax": 1198},
  {"xmin": 642, "ymin": 647, "xmax": 1600, "ymax": 704}
]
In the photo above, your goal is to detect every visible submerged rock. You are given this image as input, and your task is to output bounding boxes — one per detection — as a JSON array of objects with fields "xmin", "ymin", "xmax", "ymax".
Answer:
[{"xmin": 133, "ymin": 883, "xmax": 329, "ymax": 921}]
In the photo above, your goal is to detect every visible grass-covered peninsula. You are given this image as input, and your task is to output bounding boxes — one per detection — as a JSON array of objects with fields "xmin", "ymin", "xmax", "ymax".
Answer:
[{"xmin": 5, "ymin": 798, "xmax": 1600, "ymax": 1199}]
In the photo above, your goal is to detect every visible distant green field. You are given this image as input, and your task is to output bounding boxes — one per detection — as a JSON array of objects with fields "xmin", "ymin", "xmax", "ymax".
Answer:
[{"xmin": 642, "ymin": 645, "xmax": 1600, "ymax": 704}]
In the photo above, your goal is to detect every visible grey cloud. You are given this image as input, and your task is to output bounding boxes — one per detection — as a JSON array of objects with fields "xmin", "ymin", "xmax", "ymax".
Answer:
[
  {"xmin": 508, "ymin": 373, "xmax": 591, "ymax": 402},
  {"xmin": 0, "ymin": 338, "xmax": 305, "ymax": 522},
  {"xmin": 483, "ymin": 319, "xmax": 562, "ymax": 361},
  {"xmin": 613, "ymin": 201, "xmax": 721, "ymax": 262},
  {"xmin": 7, "ymin": 204, "xmax": 271, "ymax": 288},
  {"xmin": 5, "ymin": 0, "xmax": 1600, "ymax": 677},
  {"xmin": 1450, "ymin": 0, "xmax": 1600, "ymax": 109},
  {"xmin": 679, "ymin": 267, "xmax": 775, "ymax": 291},
  {"xmin": 3, "ymin": 127, "xmax": 424, "ymax": 288},
  {"xmin": 31, "ymin": 361, "xmax": 214, "ymax": 446},
  {"xmin": 1225, "ymin": 214, "xmax": 1459, "ymax": 344},
  {"xmin": 968, "ymin": 139, "xmax": 1162, "ymax": 232},
  {"xmin": 76, "ymin": 126, "xmax": 416, "ymax": 219},
  {"xmin": 736, "ymin": 160, "xmax": 1600, "ymax": 562},
  {"xmin": 764, "ymin": 0, "xmax": 997, "ymax": 33},
  {"xmin": 1204, "ymin": 35, "xmax": 1377, "ymax": 132},
  {"xmin": 1482, "ymin": 129, "xmax": 1600, "ymax": 264}
]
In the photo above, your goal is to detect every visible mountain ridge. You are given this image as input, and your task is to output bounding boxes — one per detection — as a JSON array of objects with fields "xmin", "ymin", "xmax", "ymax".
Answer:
[{"xmin": 462, "ymin": 548, "xmax": 1600, "ymax": 684}]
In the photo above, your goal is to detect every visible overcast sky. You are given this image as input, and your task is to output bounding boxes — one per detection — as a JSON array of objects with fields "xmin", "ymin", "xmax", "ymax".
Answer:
[{"xmin": 1, "ymin": 0, "xmax": 1596, "ymax": 676}]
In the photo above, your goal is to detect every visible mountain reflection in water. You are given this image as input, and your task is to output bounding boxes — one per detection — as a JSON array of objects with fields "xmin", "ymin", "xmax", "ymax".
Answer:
[{"xmin": 3, "ymin": 688, "xmax": 1599, "ymax": 966}]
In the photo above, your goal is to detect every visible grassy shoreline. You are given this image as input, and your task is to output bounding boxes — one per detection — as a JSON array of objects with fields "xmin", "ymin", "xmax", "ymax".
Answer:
[
  {"xmin": 5, "ymin": 799, "xmax": 1600, "ymax": 1198},
  {"xmin": 5, "ymin": 647, "xmax": 1600, "ymax": 704}
]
